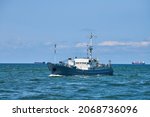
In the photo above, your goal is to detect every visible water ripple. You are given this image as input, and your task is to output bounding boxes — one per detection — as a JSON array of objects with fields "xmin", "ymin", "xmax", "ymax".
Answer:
[{"xmin": 0, "ymin": 64, "xmax": 150, "ymax": 99}]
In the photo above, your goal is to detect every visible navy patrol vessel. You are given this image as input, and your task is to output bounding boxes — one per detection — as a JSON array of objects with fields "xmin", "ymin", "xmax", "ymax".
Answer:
[{"xmin": 47, "ymin": 34, "xmax": 113, "ymax": 76}]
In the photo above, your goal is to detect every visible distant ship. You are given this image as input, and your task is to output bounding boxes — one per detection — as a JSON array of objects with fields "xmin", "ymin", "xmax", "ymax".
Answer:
[
  {"xmin": 47, "ymin": 33, "xmax": 113, "ymax": 76},
  {"xmin": 34, "ymin": 62, "xmax": 46, "ymax": 64},
  {"xmin": 132, "ymin": 61, "xmax": 145, "ymax": 65}
]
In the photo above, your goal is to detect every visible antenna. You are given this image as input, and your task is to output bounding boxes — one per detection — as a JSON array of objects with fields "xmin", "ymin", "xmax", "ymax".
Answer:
[
  {"xmin": 88, "ymin": 33, "xmax": 94, "ymax": 59},
  {"xmin": 54, "ymin": 44, "xmax": 56, "ymax": 54},
  {"xmin": 54, "ymin": 44, "xmax": 56, "ymax": 63},
  {"xmin": 89, "ymin": 32, "xmax": 93, "ymax": 45},
  {"xmin": 87, "ymin": 44, "xmax": 89, "ymax": 58}
]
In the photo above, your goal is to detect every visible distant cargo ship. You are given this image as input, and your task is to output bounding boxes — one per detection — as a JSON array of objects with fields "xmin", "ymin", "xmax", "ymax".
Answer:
[
  {"xmin": 132, "ymin": 61, "xmax": 145, "ymax": 65},
  {"xmin": 34, "ymin": 62, "xmax": 46, "ymax": 64}
]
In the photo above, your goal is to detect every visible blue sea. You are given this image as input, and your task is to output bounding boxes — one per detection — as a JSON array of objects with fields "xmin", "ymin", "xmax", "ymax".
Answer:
[{"xmin": 0, "ymin": 64, "xmax": 150, "ymax": 100}]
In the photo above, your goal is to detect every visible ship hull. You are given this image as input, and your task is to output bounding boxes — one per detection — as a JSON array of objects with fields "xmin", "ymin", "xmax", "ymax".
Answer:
[{"xmin": 47, "ymin": 62, "xmax": 113, "ymax": 76}]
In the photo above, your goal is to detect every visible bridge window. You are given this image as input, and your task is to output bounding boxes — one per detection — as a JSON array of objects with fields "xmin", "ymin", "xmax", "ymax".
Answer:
[{"xmin": 75, "ymin": 62, "xmax": 88, "ymax": 64}]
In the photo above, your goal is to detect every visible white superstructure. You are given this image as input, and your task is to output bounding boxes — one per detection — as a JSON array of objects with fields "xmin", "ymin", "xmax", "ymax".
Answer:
[
  {"xmin": 66, "ymin": 57, "xmax": 101, "ymax": 70},
  {"xmin": 74, "ymin": 58, "xmax": 90, "ymax": 70}
]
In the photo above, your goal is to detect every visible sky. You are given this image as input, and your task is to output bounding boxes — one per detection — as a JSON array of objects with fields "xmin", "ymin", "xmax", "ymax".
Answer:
[{"xmin": 0, "ymin": 0, "xmax": 150, "ymax": 64}]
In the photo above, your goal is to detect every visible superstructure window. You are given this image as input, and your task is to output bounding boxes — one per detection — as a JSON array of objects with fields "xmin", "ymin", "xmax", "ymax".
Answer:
[{"xmin": 75, "ymin": 62, "xmax": 88, "ymax": 64}]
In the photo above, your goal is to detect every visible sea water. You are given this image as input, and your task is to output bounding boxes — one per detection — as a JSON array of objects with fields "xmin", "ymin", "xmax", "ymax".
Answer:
[{"xmin": 0, "ymin": 64, "xmax": 150, "ymax": 100}]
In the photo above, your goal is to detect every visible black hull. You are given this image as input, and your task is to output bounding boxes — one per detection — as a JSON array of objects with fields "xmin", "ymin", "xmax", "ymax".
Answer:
[{"xmin": 47, "ymin": 62, "xmax": 113, "ymax": 76}]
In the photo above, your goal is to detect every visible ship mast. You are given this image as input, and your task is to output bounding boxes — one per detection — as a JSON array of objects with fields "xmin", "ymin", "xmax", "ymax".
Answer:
[
  {"xmin": 88, "ymin": 33, "xmax": 94, "ymax": 59},
  {"xmin": 54, "ymin": 44, "xmax": 57, "ymax": 63},
  {"xmin": 86, "ymin": 44, "xmax": 89, "ymax": 58}
]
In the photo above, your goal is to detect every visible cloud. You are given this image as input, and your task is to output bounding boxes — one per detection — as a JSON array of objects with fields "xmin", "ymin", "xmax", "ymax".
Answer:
[
  {"xmin": 75, "ymin": 40, "xmax": 150, "ymax": 48},
  {"xmin": 44, "ymin": 42, "xmax": 53, "ymax": 46},
  {"xmin": 75, "ymin": 42, "xmax": 88, "ymax": 47},
  {"xmin": 98, "ymin": 41, "xmax": 150, "ymax": 47},
  {"xmin": 58, "ymin": 45, "xmax": 70, "ymax": 49}
]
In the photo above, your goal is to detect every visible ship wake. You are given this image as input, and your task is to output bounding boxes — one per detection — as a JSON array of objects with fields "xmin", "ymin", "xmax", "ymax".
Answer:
[{"xmin": 49, "ymin": 74, "xmax": 62, "ymax": 77}]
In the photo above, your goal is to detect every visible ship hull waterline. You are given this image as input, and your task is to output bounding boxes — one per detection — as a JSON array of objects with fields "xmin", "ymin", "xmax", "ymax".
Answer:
[{"xmin": 47, "ymin": 62, "xmax": 113, "ymax": 76}]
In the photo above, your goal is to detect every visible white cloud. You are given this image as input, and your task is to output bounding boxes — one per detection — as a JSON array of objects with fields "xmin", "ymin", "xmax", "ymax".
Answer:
[
  {"xmin": 44, "ymin": 42, "xmax": 52, "ymax": 46},
  {"xmin": 46, "ymin": 40, "xmax": 150, "ymax": 49},
  {"xmin": 75, "ymin": 42, "xmax": 87, "ymax": 48},
  {"xmin": 98, "ymin": 41, "xmax": 150, "ymax": 47},
  {"xmin": 58, "ymin": 45, "xmax": 70, "ymax": 49}
]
